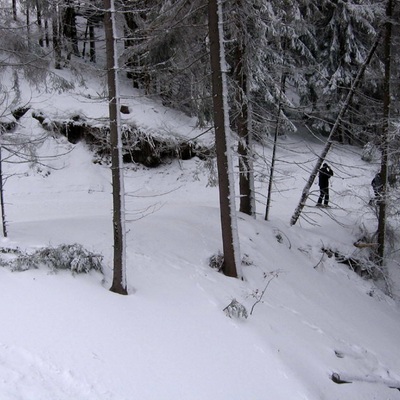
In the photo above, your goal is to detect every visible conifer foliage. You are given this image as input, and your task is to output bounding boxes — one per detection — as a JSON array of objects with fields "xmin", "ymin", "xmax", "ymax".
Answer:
[{"xmin": 1, "ymin": 244, "xmax": 103, "ymax": 274}]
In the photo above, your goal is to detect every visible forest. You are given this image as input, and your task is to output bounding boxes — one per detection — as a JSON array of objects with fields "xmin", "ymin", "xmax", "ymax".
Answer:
[
  {"xmin": 1, "ymin": 0, "xmax": 399, "ymax": 288},
  {"xmin": 0, "ymin": 1, "xmax": 400, "ymax": 399}
]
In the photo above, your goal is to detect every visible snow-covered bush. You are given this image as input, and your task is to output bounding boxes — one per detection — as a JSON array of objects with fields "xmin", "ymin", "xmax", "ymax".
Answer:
[
  {"xmin": 193, "ymin": 158, "xmax": 218, "ymax": 187},
  {"xmin": 361, "ymin": 142, "xmax": 377, "ymax": 162},
  {"xmin": 204, "ymin": 158, "xmax": 218, "ymax": 187},
  {"xmin": 0, "ymin": 247, "xmax": 24, "ymax": 267},
  {"xmin": 209, "ymin": 251, "xmax": 224, "ymax": 272},
  {"xmin": 209, "ymin": 251, "xmax": 253, "ymax": 272},
  {"xmin": 223, "ymin": 299, "xmax": 248, "ymax": 319},
  {"xmin": 6, "ymin": 243, "xmax": 103, "ymax": 274}
]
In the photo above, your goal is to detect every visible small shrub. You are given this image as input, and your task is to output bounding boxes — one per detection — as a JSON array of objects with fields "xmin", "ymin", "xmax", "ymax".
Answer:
[
  {"xmin": 8, "ymin": 243, "xmax": 103, "ymax": 274},
  {"xmin": 361, "ymin": 142, "xmax": 377, "ymax": 162},
  {"xmin": 209, "ymin": 251, "xmax": 224, "ymax": 272},
  {"xmin": 0, "ymin": 247, "xmax": 22, "ymax": 255},
  {"xmin": 205, "ymin": 158, "xmax": 218, "ymax": 187},
  {"xmin": 11, "ymin": 254, "xmax": 39, "ymax": 271},
  {"xmin": 209, "ymin": 252, "xmax": 252, "ymax": 272},
  {"xmin": 223, "ymin": 299, "xmax": 248, "ymax": 319}
]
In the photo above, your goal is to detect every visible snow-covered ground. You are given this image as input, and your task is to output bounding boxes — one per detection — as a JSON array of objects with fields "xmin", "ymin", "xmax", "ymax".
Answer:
[{"xmin": 0, "ymin": 73, "xmax": 399, "ymax": 400}]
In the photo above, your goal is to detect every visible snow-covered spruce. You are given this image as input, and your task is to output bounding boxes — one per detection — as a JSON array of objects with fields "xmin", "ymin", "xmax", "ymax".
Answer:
[{"xmin": 3, "ymin": 244, "xmax": 103, "ymax": 274}]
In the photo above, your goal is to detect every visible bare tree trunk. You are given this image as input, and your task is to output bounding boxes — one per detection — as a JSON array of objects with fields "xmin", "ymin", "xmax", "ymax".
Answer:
[
  {"xmin": 104, "ymin": 0, "xmax": 128, "ymax": 295},
  {"xmin": 12, "ymin": 0, "xmax": 17, "ymax": 21},
  {"xmin": 89, "ymin": 22, "xmax": 96, "ymax": 62},
  {"xmin": 0, "ymin": 147, "xmax": 7, "ymax": 238},
  {"xmin": 265, "ymin": 72, "xmax": 286, "ymax": 221},
  {"xmin": 52, "ymin": 7, "xmax": 62, "ymax": 69},
  {"xmin": 265, "ymin": 126, "xmax": 278, "ymax": 221},
  {"xmin": 236, "ymin": 59, "xmax": 254, "ymax": 217},
  {"xmin": 36, "ymin": 1, "xmax": 43, "ymax": 47},
  {"xmin": 290, "ymin": 31, "xmax": 383, "ymax": 226},
  {"xmin": 82, "ymin": 22, "xmax": 88, "ymax": 57},
  {"xmin": 233, "ymin": 0, "xmax": 255, "ymax": 217},
  {"xmin": 26, "ymin": 4, "xmax": 30, "ymax": 48},
  {"xmin": 377, "ymin": 0, "xmax": 393, "ymax": 267},
  {"xmin": 63, "ymin": 0, "xmax": 80, "ymax": 59},
  {"xmin": 45, "ymin": 19, "xmax": 50, "ymax": 47},
  {"xmin": 208, "ymin": 0, "xmax": 241, "ymax": 278}
]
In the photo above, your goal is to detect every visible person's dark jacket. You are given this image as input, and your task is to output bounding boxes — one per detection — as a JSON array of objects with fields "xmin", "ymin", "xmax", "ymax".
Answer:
[
  {"xmin": 319, "ymin": 165, "xmax": 333, "ymax": 188},
  {"xmin": 371, "ymin": 173, "xmax": 383, "ymax": 193},
  {"xmin": 371, "ymin": 173, "xmax": 383, "ymax": 197}
]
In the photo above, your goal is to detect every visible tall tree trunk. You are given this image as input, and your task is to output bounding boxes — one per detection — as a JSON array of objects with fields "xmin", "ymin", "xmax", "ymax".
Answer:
[
  {"xmin": 82, "ymin": 22, "xmax": 89, "ymax": 57},
  {"xmin": 26, "ymin": 4, "xmax": 30, "ymax": 48},
  {"xmin": 233, "ymin": 1, "xmax": 255, "ymax": 217},
  {"xmin": 208, "ymin": 0, "xmax": 241, "ymax": 278},
  {"xmin": 265, "ymin": 72, "xmax": 286, "ymax": 221},
  {"xmin": 290, "ymin": 31, "xmax": 383, "ymax": 226},
  {"xmin": 104, "ymin": 0, "xmax": 128, "ymax": 295},
  {"xmin": 45, "ymin": 19, "xmax": 50, "ymax": 47},
  {"xmin": 36, "ymin": 1, "xmax": 43, "ymax": 47},
  {"xmin": 0, "ymin": 147, "xmax": 7, "ymax": 238},
  {"xmin": 236, "ymin": 60, "xmax": 254, "ymax": 217},
  {"xmin": 89, "ymin": 22, "xmax": 96, "ymax": 62},
  {"xmin": 377, "ymin": 0, "xmax": 393, "ymax": 267},
  {"xmin": 12, "ymin": 0, "xmax": 17, "ymax": 21},
  {"xmin": 52, "ymin": 8, "xmax": 62, "ymax": 69},
  {"xmin": 63, "ymin": 0, "xmax": 79, "ymax": 59}
]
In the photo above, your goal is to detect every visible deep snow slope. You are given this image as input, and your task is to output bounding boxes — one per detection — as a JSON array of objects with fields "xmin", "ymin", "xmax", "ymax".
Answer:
[{"xmin": 0, "ymin": 77, "xmax": 399, "ymax": 400}]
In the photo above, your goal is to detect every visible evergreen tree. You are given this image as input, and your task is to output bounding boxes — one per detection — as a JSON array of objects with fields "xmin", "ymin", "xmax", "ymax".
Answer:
[
  {"xmin": 224, "ymin": 0, "xmax": 257, "ymax": 216},
  {"xmin": 246, "ymin": 0, "xmax": 318, "ymax": 138},
  {"xmin": 304, "ymin": 0, "xmax": 383, "ymax": 142},
  {"xmin": 376, "ymin": 0, "xmax": 394, "ymax": 270},
  {"xmin": 208, "ymin": 0, "xmax": 241, "ymax": 278}
]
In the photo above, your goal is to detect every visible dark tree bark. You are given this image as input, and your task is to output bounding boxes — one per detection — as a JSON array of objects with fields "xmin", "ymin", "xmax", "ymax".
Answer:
[
  {"xmin": 265, "ymin": 72, "xmax": 286, "ymax": 221},
  {"xmin": 208, "ymin": 0, "xmax": 241, "ymax": 278},
  {"xmin": 36, "ymin": 1, "xmax": 43, "ymax": 47},
  {"xmin": 63, "ymin": 0, "xmax": 79, "ymax": 59},
  {"xmin": 45, "ymin": 19, "xmax": 50, "ymax": 47},
  {"xmin": 233, "ymin": 0, "xmax": 254, "ymax": 217},
  {"xmin": 52, "ymin": 9, "xmax": 62, "ymax": 69},
  {"xmin": 12, "ymin": 0, "xmax": 17, "ymax": 21},
  {"xmin": 104, "ymin": 0, "xmax": 128, "ymax": 295},
  {"xmin": 0, "ymin": 147, "xmax": 7, "ymax": 237},
  {"xmin": 89, "ymin": 22, "xmax": 96, "ymax": 62},
  {"xmin": 377, "ymin": 0, "xmax": 394, "ymax": 266},
  {"xmin": 26, "ymin": 4, "xmax": 30, "ymax": 48}
]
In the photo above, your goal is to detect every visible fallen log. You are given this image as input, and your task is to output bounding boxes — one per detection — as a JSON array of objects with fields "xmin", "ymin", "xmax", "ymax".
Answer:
[{"xmin": 332, "ymin": 372, "xmax": 400, "ymax": 391}]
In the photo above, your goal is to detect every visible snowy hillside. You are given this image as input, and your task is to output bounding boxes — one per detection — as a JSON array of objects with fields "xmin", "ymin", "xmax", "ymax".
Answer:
[{"xmin": 0, "ymin": 76, "xmax": 400, "ymax": 400}]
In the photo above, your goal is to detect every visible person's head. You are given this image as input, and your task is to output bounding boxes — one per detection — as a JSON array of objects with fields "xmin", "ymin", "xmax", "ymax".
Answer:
[{"xmin": 323, "ymin": 163, "xmax": 328, "ymax": 168}]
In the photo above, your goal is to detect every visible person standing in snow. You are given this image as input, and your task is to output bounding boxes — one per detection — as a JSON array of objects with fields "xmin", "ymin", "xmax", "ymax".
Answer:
[
  {"xmin": 371, "ymin": 172, "xmax": 383, "ymax": 204},
  {"xmin": 317, "ymin": 163, "xmax": 334, "ymax": 207}
]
